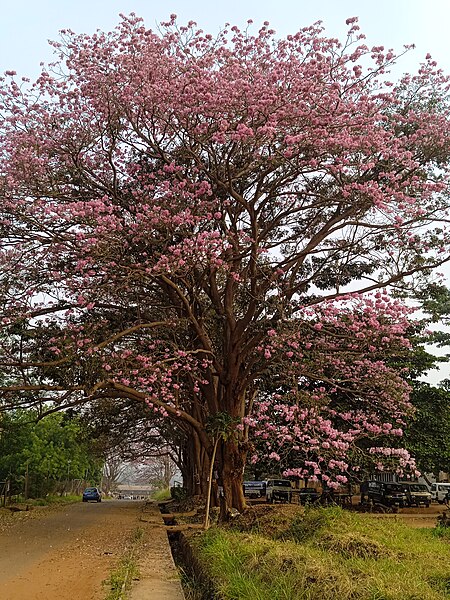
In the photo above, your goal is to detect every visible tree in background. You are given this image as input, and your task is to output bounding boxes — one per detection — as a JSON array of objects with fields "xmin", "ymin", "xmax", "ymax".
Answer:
[
  {"xmin": 403, "ymin": 382, "xmax": 450, "ymax": 476},
  {"xmin": 1, "ymin": 16, "xmax": 450, "ymax": 511},
  {"xmin": 0, "ymin": 411, "xmax": 102, "ymax": 498},
  {"xmin": 133, "ymin": 454, "xmax": 179, "ymax": 491},
  {"xmin": 101, "ymin": 453, "xmax": 128, "ymax": 496}
]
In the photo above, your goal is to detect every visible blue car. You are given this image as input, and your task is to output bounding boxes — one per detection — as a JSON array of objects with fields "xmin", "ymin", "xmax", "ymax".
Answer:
[{"xmin": 82, "ymin": 487, "xmax": 102, "ymax": 502}]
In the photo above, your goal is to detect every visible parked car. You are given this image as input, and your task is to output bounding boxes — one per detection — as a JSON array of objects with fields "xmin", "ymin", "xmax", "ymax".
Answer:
[
  {"xmin": 243, "ymin": 481, "xmax": 266, "ymax": 499},
  {"xmin": 298, "ymin": 487, "xmax": 321, "ymax": 505},
  {"xmin": 431, "ymin": 482, "xmax": 450, "ymax": 504},
  {"xmin": 360, "ymin": 480, "xmax": 407, "ymax": 508},
  {"xmin": 400, "ymin": 482, "xmax": 431, "ymax": 507},
  {"xmin": 82, "ymin": 487, "xmax": 102, "ymax": 503},
  {"xmin": 266, "ymin": 479, "xmax": 292, "ymax": 503}
]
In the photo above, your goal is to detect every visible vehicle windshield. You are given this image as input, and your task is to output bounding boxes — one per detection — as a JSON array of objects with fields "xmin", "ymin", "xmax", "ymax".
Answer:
[
  {"xmin": 271, "ymin": 480, "xmax": 291, "ymax": 487},
  {"xmin": 409, "ymin": 484, "xmax": 428, "ymax": 492},
  {"xmin": 84, "ymin": 488, "xmax": 97, "ymax": 492},
  {"xmin": 385, "ymin": 484, "xmax": 403, "ymax": 492}
]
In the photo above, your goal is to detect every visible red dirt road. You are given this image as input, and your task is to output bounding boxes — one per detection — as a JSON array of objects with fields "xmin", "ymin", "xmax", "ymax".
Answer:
[{"xmin": 0, "ymin": 500, "xmax": 143, "ymax": 600}]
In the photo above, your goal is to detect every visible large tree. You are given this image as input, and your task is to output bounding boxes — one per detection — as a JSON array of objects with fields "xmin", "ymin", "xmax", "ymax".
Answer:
[{"xmin": 1, "ymin": 15, "xmax": 450, "ymax": 511}]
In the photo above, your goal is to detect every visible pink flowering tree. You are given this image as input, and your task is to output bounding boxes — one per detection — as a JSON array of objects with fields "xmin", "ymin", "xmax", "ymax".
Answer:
[
  {"xmin": 245, "ymin": 294, "xmax": 420, "ymax": 486},
  {"xmin": 1, "ymin": 15, "xmax": 450, "ymax": 512}
]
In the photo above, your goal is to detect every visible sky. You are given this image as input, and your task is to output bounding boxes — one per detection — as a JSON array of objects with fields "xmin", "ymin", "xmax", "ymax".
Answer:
[
  {"xmin": 2, "ymin": 0, "xmax": 450, "ymax": 78},
  {"xmin": 1, "ymin": 0, "xmax": 450, "ymax": 382}
]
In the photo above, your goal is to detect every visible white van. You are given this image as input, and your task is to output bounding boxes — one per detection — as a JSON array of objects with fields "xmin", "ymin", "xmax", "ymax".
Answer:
[{"xmin": 430, "ymin": 482, "xmax": 450, "ymax": 503}]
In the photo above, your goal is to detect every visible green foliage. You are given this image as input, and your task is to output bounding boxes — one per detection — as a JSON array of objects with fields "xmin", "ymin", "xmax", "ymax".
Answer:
[
  {"xmin": 403, "ymin": 382, "xmax": 450, "ymax": 474},
  {"xmin": 151, "ymin": 487, "xmax": 171, "ymax": 501},
  {"xmin": 415, "ymin": 283, "xmax": 450, "ymax": 324},
  {"xmin": 192, "ymin": 508, "xmax": 450, "ymax": 599},
  {"xmin": 170, "ymin": 486, "xmax": 188, "ymax": 502},
  {"xmin": 12, "ymin": 494, "xmax": 81, "ymax": 506},
  {"xmin": 0, "ymin": 409, "xmax": 102, "ymax": 497},
  {"xmin": 205, "ymin": 412, "xmax": 239, "ymax": 441}
]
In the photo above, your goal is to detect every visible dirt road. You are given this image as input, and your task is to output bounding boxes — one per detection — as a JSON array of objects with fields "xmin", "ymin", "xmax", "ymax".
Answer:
[{"xmin": 0, "ymin": 500, "xmax": 144, "ymax": 600}]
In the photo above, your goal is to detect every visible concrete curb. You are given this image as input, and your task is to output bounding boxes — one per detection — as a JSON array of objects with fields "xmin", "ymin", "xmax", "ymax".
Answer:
[{"xmin": 130, "ymin": 502, "xmax": 185, "ymax": 600}]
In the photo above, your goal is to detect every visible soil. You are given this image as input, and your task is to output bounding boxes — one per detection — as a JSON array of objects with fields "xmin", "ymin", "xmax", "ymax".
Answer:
[{"xmin": 0, "ymin": 500, "xmax": 144, "ymax": 600}]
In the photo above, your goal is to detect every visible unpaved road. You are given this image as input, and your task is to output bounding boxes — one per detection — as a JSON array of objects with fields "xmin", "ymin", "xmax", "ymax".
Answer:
[{"xmin": 0, "ymin": 500, "xmax": 143, "ymax": 600}]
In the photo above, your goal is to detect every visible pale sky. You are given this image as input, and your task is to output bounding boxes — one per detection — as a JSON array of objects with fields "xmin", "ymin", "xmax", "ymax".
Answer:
[
  {"xmin": 2, "ymin": 0, "xmax": 450, "ymax": 382},
  {"xmin": 2, "ymin": 0, "xmax": 450, "ymax": 78}
]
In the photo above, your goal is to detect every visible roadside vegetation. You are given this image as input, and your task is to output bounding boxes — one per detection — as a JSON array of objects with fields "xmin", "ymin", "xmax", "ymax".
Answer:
[
  {"xmin": 0, "ymin": 410, "xmax": 102, "ymax": 500},
  {"xmin": 151, "ymin": 487, "xmax": 172, "ymax": 502},
  {"xmin": 187, "ymin": 506, "xmax": 450, "ymax": 600},
  {"xmin": 8, "ymin": 494, "xmax": 82, "ymax": 506},
  {"xmin": 103, "ymin": 527, "xmax": 144, "ymax": 600}
]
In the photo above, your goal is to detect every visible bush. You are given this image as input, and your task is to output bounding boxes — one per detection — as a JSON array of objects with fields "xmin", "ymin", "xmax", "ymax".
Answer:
[{"xmin": 170, "ymin": 486, "xmax": 188, "ymax": 502}]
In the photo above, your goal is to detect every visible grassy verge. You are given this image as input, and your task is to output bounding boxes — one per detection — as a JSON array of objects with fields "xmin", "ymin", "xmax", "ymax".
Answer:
[
  {"xmin": 24, "ymin": 494, "xmax": 82, "ymax": 506},
  {"xmin": 150, "ymin": 488, "xmax": 172, "ymax": 502},
  {"xmin": 103, "ymin": 528, "xmax": 144, "ymax": 600},
  {"xmin": 3, "ymin": 494, "xmax": 82, "ymax": 507},
  {"xmin": 190, "ymin": 507, "xmax": 450, "ymax": 600}
]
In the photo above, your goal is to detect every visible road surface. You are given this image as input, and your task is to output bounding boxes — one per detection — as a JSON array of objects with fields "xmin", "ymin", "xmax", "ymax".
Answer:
[{"xmin": 0, "ymin": 500, "xmax": 145, "ymax": 600}]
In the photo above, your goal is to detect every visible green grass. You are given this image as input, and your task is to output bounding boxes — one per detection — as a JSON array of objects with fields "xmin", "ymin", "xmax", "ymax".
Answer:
[
  {"xmin": 191, "ymin": 507, "xmax": 450, "ymax": 600},
  {"xmin": 103, "ymin": 528, "xmax": 144, "ymax": 600},
  {"xmin": 150, "ymin": 487, "xmax": 172, "ymax": 502},
  {"xmin": 10, "ymin": 494, "xmax": 81, "ymax": 506}
]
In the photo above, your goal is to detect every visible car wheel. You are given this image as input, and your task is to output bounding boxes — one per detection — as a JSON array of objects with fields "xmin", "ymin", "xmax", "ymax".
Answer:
[
  {"xmin": 82, "ymin": 499, "xmax": 87, "ymax": 502},
  {"xmin": 97, "ymin": 499, "xmax": 101, "ymax": 502}
]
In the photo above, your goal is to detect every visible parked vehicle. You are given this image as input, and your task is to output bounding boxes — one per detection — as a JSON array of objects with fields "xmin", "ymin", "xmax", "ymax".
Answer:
[
  {"xmin": 243, "ymin": 481, "xmax": 266, "ymax": 499},
  {"xmin": 266, "ymin": 479, "xmax": 292, "ymax": 503},
  {"xmin": 431, "ymin": 482, "xmax": 450, "ymax": 503},
  {"xmin": 400, "ymin": 482, "xmax": 431, "ymax": 507},
  {"xmin": 82, "ymin": 487, "xmax": 102, "ymax": 503},
  {"xmin": 360, "ymin": 480, "xmax": 407, "ymax": 508},
  {"xmin": 298, "ymin": 487, "xmax": 321, "ymax": 505}
]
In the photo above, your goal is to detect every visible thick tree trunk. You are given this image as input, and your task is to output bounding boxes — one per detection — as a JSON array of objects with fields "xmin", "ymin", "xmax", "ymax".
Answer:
[
  {"xmin": 219, "ymin": 437, "xmax": 247, "ymax": 517},
  {"xmin": 180, "ymin": 431, "xmax": 210, "ymax": 499}
]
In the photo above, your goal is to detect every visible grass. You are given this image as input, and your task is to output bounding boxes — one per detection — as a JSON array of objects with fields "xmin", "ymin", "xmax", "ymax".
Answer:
[
  {"xmin": 150, "ymin": 487, "xmax": 172, "ymax": 502},
  {"xmin": 190, "ymin": 507, "xmax": 450, "ymax": 600},
  {"xmin": 103, "ymin": 528, "xmax": 144, "ymax": 600},
  {"xmin": 178, "ymin": 566, "xmax": 207, "ymax": 600},
  {"xmin": 7, "ymin": 494, "xmax": 82, "ymax": 506}
]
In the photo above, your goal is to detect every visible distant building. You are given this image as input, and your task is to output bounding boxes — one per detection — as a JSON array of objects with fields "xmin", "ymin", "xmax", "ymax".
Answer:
[{"xmin": 116, "ymin": 484, "xmax": 153, "ymax": 499}]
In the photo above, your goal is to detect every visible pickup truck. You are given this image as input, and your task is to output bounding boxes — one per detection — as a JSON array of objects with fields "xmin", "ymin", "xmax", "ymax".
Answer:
[
  {"xmin": 243, "ymin": 480, "xmax": 266, "ymax": 499},
  {"xmin": 266, "ymin": 479, "xmax": 292, "ymax": 503}
]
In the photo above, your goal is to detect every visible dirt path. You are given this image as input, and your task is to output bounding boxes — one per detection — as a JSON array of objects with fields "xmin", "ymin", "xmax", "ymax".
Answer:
[{"xmin": 0, "ymin": 500, "xmax": 145, "ymax": 600}]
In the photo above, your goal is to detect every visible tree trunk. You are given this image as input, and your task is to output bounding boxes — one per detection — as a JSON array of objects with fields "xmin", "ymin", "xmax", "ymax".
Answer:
[
  {"xmin": 219, "ymin": 437, "xmax": 247, "ymax": 518},
  {"xmin": 180, "ymin": 432, "xmax": 211, "ymax": 499}
]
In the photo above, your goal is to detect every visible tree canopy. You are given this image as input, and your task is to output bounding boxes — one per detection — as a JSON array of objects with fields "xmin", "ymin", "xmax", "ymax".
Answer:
[
  {"xmin": 0, "ymin": 410, "xmax": 101, "ymax": 497},
  {"xmin": 1, "ymin": 15, "xmax": 450, "ymax": 509}
]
